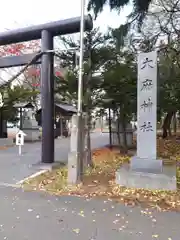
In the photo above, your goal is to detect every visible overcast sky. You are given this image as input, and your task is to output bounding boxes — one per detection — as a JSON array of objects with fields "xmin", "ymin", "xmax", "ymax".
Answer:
[
  {"xmin": 0, "ymin": 0, "xmax": 132, "ymax": 84},
  {"xmin": 0, "ymin": 0, "xmax": 132, "ymax": 32}
]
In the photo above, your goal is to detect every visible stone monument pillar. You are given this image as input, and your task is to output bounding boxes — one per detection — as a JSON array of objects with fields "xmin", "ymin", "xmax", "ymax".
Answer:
[
  {"xmin": 131, "ymin": 51, "xmax": 162, "ymax": 173},
  {"xmin": 22, "ymin": 109, "xmax": 40, "ymax": 141},
  {"xmin": 116, "ymin": 51, "xmax": 176, "ymax": 190}
]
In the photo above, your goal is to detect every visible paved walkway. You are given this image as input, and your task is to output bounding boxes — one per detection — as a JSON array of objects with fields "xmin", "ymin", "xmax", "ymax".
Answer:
[
  {"xmin": 0, "ymin": 131, "xmax": 179, "ymax": 239},
  {"xmin": 0, "ymin": 186, "xmax": 179, "ymax": 240},
  {"xmin": 0, "ymin": 132, "xmax": 108, "ymax": 185}
]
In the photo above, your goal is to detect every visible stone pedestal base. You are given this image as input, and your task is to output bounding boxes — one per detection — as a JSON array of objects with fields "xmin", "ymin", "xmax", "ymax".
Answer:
[
  {"xmin": 23, "ymin": 129, "xmax": 40, "ymax": 142},
  {"xmin": 116, "ymin": 163, "xmax": 176, "ymax": 190},
  {"xmin": 130, "ymin": 156, "xmax": 163, "ymax": 174}
]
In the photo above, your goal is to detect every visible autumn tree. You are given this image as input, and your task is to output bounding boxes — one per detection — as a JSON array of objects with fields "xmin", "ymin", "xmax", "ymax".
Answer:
[
  {"xmin": 0, "ymin": 40, "xmax": 41, "ymax": 105},
  {"xmin": 99, "ymin": 28, "xmax": 137, "ymax": 152},
  {"xmin": 55, "ymin": 28, "xmax": 112, "ymax": 165},
  {"xmin": 0, "ymin": 39, "xmax": 75, "ymax": 137},
  {"xmin": 56, "ymin": 28, "xmax": 113, "ymax": 105},
  {"xmin": 129, "ymin": 0, "xmax": 180, "ymax": 138},
  {"xmin": 0, "ymin": 41, "xmax": 41, "ymax": 137}
]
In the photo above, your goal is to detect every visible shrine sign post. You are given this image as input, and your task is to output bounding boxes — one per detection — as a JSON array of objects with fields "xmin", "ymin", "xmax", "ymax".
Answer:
[
  {"xmin": 131, "ymin": 51, "xmax": 162, "ymax": 173},
  {"xmin": 116, "ymin": 50, "xmax": 176, "ymax": 190}
]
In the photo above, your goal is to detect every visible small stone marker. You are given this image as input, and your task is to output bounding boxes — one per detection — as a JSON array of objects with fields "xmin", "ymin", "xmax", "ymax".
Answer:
[
  {"xmin": 15, "ymin": 130, "xmax": 26, "ymax": 155},
  {"xmin": 22, "ymin": 110, "xmax": 40, "ymax": 141}
]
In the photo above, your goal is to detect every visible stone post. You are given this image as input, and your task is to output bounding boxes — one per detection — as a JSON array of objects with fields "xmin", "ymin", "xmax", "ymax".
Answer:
[
  {"xmin": 115, "ymin": 51, "xmax": 176, "ymax": 190},
  {"xmin": 22, "ymin": 109, "xmax": 40, "ymax": 141},
  {"xmin": 130, "ymin": 51, "xmax": 162, "ymax": 173},
  {"xmin": 68, "ymin": 114, "xmax": 85, "ymax": 184}
]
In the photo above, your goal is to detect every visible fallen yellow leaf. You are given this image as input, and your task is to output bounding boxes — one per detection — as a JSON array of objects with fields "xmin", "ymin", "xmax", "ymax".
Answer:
[
  {"xmin": 152, "ymin": 235, "xmax": 159, "ymax": 238},
  {"xmin": 73, "ymin": 228, "xmax": 80, "ymax": 234}
]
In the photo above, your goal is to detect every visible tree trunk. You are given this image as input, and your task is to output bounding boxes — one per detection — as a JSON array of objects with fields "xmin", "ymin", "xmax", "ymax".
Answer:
[
  {"xmin": 116, "ymin": 111, "xmax": 128, "ymax": 154},
  {"xmin": 116, "ymin": 117, "xmax": 121, "ymax": 152},
  {"xmin": 0, "ymin": 109, "xmax": 7, "ymax": 138},
  {"xmin": 3, "ymin": 120, "xmax": 7, "ymax": 138},
  {"xmin": 172, "ymin": 113, "xmax": 177, "ymax": 134},
  {"xmin": 100, "ymin": 115, "xmax": 103, "ymax": 132},
  {"xmin": 84, "ymin": 42, "xmax": 93, "ymax": 167},
  {"xmin": 108, "ymin": 107, "xmax": 112, "ymax": 148},
  {"xmin": 120, "ymin": 112, "xmax": 128, "ymax": 154},
  {"xmin": 0, "ymin": 109, "xmax": 3, "ymax": 138},
  {"xmin": 162, "ymin": 111, "xmax": 175, "ymax": 138},
  {"xmin": 84, "ymin": 106, "xmax": 93, "ymax": 167},
  {"xmin": 86, "ymin": 112, "xmax": 93, "ymax": 166}
]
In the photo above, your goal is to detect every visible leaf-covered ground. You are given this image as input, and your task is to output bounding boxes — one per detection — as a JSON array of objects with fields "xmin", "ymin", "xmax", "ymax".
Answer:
[
  {"xmin": 23, "ymin": 137, "xmax": 180, "ymax": 211},
  {"xmin": 0, "ymin": 145, "xmax": 14, "ymax": 150}
]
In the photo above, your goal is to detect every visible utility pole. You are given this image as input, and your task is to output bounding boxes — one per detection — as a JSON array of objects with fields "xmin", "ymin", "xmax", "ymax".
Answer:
[{"xmin": 77, "ymin": 0, "xmax": 86, "ymax": 181}]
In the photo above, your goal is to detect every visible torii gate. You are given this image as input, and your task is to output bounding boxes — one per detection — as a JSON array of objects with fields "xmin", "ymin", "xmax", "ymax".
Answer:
[{"xmin": 0, "ymin": 15, "xmax": 93, "ymax": 164}]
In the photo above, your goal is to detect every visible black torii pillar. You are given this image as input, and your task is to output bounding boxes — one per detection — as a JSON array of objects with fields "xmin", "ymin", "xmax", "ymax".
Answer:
[
  {"xmin": 0, "ymin": 15, "xmax": 93, "ymax": 164},
  {"xmin": 41, "ymin": 30, "xmax": 54, "ymax": 163}
]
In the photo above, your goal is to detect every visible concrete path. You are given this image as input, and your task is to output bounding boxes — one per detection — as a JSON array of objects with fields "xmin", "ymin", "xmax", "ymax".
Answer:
[
  {"xmin": 0, "ymin": 186, "xmax": 179, "ymax": 240},
  {"xmin": 0, "ymin": 131, "xmax": 179, "ymax": 239},
  {"xmin": 0, "ymin": 132, "xmax": 109, "ymax": 185}
]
